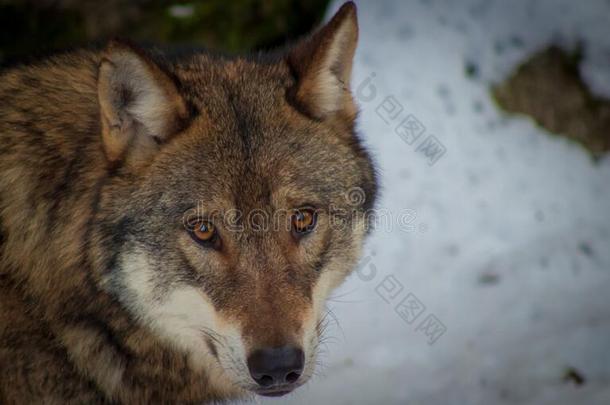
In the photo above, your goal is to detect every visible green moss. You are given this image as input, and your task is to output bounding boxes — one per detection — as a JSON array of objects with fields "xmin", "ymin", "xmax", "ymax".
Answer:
[{"xmin": 0, "ymin": 0, "xmax": 330, "ymax": 67}]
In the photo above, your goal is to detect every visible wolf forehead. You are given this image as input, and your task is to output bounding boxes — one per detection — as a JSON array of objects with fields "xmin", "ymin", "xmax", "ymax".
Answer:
[
  {"xmin": 139, "ymin": 57, "xmax": 374, "ymax": 209},
  {"xmin": 173, "ymin": 55, "xmax": 293, "ymax": 116}
]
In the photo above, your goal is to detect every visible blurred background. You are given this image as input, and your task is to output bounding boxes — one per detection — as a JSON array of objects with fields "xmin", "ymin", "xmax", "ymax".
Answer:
[
  {"xmin": 5, "ymin": 1, "xmax": 609, "ymax": 404},
  {"xmin": 0, "ymin": 0, "xmax": 329, "ymax": 66}
]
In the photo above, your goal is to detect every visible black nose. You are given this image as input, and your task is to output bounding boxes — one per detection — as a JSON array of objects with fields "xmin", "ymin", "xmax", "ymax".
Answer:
[{"xmin": 247, "ymin": 346, "xmax": 305, "ymax": 387}]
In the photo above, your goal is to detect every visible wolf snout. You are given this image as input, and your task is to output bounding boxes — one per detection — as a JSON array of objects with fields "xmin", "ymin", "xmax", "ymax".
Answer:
[{"xmin": 247, "ymin": 345, "xmax": 305, "ymax": 394}]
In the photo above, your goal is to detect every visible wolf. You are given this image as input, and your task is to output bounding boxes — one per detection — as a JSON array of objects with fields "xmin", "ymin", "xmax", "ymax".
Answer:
[{"xmin": 0, "ymin": 2, "xmax": 377, "ymax": 403}]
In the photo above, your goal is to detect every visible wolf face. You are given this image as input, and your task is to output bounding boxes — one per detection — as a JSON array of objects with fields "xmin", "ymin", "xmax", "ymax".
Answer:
[
  {"xmin": 0, "ymin": 2, "xmax": 374, "ymax": 401},
  {"xmin": 90, "ymin": 3, "xmax": 376, "ymax": 397}
]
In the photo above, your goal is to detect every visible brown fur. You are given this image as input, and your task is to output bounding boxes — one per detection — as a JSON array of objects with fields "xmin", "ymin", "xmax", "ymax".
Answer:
[{"xmin": 0, "ymin": 2, "xmax": 377, "ymax": 403}]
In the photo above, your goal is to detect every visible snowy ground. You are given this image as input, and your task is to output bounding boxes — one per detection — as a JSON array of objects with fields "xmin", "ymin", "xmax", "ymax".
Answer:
[{"xmin": 249, "ymin": 1, "xmax": 610, "ymax": 404}]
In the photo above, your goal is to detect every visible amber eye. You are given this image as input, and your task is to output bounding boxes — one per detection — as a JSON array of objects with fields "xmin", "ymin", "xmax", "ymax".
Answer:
[
  {"xmin": 189, "ymin": 219, "xmax": 220, "ymax": 248},
  {"xmin": 291, "ymin": 208, "xmax": 317, "ymax": 237}
]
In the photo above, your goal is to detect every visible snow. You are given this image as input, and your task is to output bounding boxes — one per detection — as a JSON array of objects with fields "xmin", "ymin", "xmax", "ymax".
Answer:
[{"xmin": 250, "ymin": 0, "xmax": 610, "ymax": 403}]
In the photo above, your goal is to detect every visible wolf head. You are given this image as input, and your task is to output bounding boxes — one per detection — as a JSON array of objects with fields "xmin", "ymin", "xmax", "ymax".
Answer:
[{"xmin": 93, "ymin": 2, "xmax": 376, "ymax": 397}]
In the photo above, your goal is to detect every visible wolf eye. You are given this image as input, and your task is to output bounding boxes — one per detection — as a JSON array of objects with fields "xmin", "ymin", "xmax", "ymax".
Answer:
[
  {"xmin": 291, "ymin": 208, "xmax": 317, "ymax": 237},
  {"xmin": 189, "ymin": 219, "xmax": 220, "ymax": 248}
]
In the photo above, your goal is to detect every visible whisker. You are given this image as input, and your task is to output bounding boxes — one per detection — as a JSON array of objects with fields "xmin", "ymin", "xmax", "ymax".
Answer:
[{"xmin": 326, "ymin": 287, "xmax": 364, "ymax": 304}]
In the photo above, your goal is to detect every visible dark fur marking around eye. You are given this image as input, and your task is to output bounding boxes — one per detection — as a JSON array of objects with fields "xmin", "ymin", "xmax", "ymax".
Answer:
[
  {"xmin": 312, "ymin": 237, "xmax": 332, "ymax": 273},
  {"xmin": 101, "ymin": 216, "xmax": 133, "ymax": 275}
]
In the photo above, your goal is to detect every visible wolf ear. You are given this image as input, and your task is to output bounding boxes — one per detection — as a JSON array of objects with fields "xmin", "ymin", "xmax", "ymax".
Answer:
[
  {"xmin": 286, "ymin": 1, "xmax": 358, "ymax": 119},
  {"xmin": 98, "ymin": 41, "xmax": 188, "ymax": 164}
]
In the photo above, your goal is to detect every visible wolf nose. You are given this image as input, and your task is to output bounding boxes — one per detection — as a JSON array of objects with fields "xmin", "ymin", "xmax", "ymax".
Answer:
[{"xmin": 247, "ymin": 346, "xmax": 305, "ymax": 387}]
